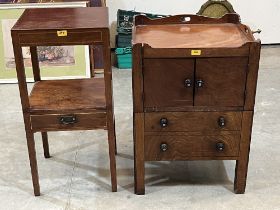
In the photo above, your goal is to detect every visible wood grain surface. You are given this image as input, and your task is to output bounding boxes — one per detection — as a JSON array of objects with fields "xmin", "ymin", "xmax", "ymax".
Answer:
[
  {"xmin": 144, "ymin": 59, "xmax": 194, "ymax": 108},
  {"xmin": 195, "ymin": 57, "xmax": 248, "ymax": 107},
  {"xmin": 12, "ymin": 7, "xmax": 109, "ymax": 31},
  {"xmin": 29, "ymin": 78, "xmax": 106, "ymax": 114}
]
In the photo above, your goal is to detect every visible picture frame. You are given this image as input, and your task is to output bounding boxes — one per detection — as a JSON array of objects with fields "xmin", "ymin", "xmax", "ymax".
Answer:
[{"xmin": 0, "ymin": 1, "xmax": 91, "ymax": 83}]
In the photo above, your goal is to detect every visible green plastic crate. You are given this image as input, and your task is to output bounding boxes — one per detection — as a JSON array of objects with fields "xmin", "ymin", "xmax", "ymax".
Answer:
[
  {"xmin": 115, "ymin": 47, "xmax": 132, "ymax": 69},
  {"xmin": 116, "ymin": 34, "xmax": 132, "ymax": 48},
  {"xmin": 117, "ymin": 9, "xmax": 167, "ymax": 34}
]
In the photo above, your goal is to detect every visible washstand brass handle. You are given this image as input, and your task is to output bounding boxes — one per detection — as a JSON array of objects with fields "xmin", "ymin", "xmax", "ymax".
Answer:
[{"xmin": 59, "ymin": 115, "xmax": 77, "ymax": 125}]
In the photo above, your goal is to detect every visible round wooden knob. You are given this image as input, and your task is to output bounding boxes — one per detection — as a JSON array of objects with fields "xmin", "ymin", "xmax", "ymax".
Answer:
[
  {"xmin": 216, "ymin": 142, "xmax": 225, "ymax": 152},
  {"xmin": 184, "ymin": 79, "xmax": 192, "ymax": 88},
  {"xmin": 160, "ymin": 143, "xmax": 168, "ymax": 152},
  {"xmin": 160, "ymin": 118, "xmax": 168, "ymax": 128},
  {"xmin": 218, "ymin": 117, "xmax": 226, "ymax": 128},
  {"xmin": 196, "ymin": 79, "xmax": 204, "ymax": 88}
]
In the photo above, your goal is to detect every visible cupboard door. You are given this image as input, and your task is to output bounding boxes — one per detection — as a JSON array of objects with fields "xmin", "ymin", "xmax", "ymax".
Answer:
[
  {"xmin": 195, "ymin": 57, "xmax": 248, "ymax": 107},
  {"xmin": 144, "ymin": 59, "xmax": 194, "ymax": 108}
]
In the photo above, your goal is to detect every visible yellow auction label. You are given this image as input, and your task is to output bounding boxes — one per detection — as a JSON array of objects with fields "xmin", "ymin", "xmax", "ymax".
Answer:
[
  {"xmin": 57, "ymin": 30, "xmax": 68, "ymax": 37},
  {"xmin": 191, "ymin": 50, "xmax": 202, "ymax": 56}
]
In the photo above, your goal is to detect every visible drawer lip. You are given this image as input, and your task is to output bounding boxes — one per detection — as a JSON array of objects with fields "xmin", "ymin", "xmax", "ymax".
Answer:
[
  {"xmin": 30, "ymin": 112, "xmax": 107, "ymax": 132},
  {"xmin": 145, "ymin": 111, "xmax": 242, "ymax": 132},
  {"xmin": 144, "ymin": 133, "xmax": 241, "ymax": 161},
  {"xmin": 144, "ymin": 106, "xmax": 244, "ymax": 112},
  {"xmin": 142, "ymin": 46, "xmax": 250, "ymax": 58},
  {"xmin": 145, "ymin": 131, "xmax": 241, "ymax": 136}
]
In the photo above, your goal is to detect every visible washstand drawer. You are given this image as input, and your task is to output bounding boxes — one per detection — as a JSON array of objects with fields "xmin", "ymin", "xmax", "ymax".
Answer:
[
  {"xmin": 18, "ymin": 30, "xmax": 102, "ymax": 46},
  {"xmin": 144, "ymin": 133, "xmax": 240, "ymax": 161},
  {"xmin": 31, "ymin": 112, "xmax": 107, "ymax": 132},
  {"xmin": 145, "ymin": 112, "xmax": 242, "ymax": 132}
]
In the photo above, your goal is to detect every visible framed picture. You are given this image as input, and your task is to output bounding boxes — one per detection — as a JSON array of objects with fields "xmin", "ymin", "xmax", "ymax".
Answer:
[{"xmin": 0, "ymin": 1, "xmax": 91, "ymax": 83}]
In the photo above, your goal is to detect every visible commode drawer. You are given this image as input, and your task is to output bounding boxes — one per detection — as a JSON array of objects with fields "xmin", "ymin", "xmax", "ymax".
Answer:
[
  {"xmin": 144, "ymin": 133, "xmax": 240, "ymax": 161},
  {"xmin": 145, "ymin": 112, "xmax": 242, "ymax": 132}
]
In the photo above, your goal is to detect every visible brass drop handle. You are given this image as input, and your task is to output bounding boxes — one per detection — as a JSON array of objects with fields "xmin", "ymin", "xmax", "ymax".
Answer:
[
  {"xmin": 184, "ymin": 79, "xmax": 192, "ymax": 88},
  {"xmin": 216, "ymin": 142, "xmax": 225, "ymax": 152},
  {"xmin": 160, "ymin": 143, "xmax": 168, "ymax": 152},
  {"xmin": 196, "ymin": 79, "xmax": 204, "ymax": 88},
  {"xmin": 160, "ymin": 118, "xmax": 168, "ymax": 128},
  {"xmin": 218, "ymin": 117, "xmax": 226, "ymax": 128},
  {"xmin": 59, "ymin": 115, "xmax": 77, "ymax": 125}
]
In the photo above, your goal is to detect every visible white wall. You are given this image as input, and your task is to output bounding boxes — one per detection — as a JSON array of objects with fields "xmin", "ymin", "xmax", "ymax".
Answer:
[{"xmin": 108, "ymin": 0, "xmax": 280, "ymax": 44}]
